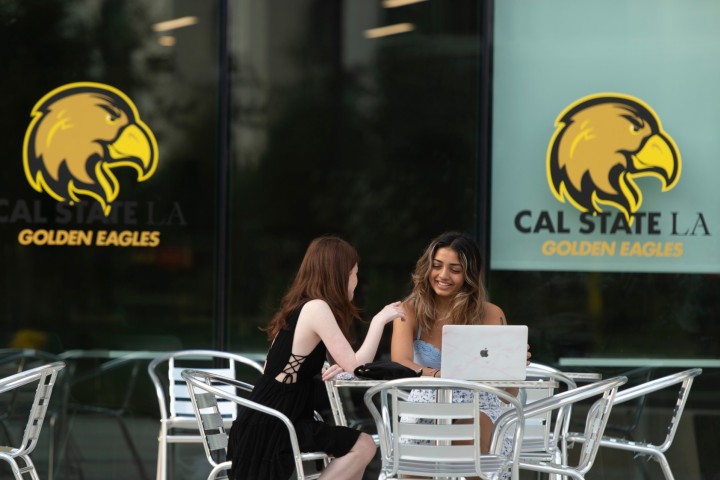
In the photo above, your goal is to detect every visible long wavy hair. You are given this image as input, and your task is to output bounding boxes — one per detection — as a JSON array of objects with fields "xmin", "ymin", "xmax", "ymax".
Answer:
[
  {"xmin": 264, "ymin": 235, "xmax": 360, "ymax": 341},
  {"xmin": 405, "ymin": 232, "xmax": 487, "ymax": 335}
]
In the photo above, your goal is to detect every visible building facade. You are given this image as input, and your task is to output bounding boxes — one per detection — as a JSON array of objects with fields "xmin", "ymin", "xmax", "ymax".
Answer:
[{"xmin": 1, "ymin": 1, "xmax": 718, "ymax": 478}]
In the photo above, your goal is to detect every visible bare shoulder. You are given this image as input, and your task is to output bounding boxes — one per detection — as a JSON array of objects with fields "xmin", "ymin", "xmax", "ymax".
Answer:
[
  {"xmin": 297, "ymin": 299, "xmax": 335, "ymax": 325},
  {"xmin": 482, "ymin": 301, "xmax": 508, "ymax": 325},
  {"xmin": 400, "ymin": 298, "xmax": 416, "ymax": 317},
  {"xmin": 297, "ymin": 298, "xmax": 344, "ymax": 341},
  {"xmin": 398, "ymin": 299, "xmax": 418, "ymax": 328},
  {"xmin": 302, "ymin": 298, "xmax": 332, "ymax": 313}
]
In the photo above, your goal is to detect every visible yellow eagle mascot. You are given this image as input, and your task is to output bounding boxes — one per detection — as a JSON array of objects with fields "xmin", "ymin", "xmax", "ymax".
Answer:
[
  {"xmin": 23, "ymin": 82, "xmax": 158, "ymax": 216},
  {"xmin": 547, "ymin": 93, "xmax": 680, "ymax": 224}
]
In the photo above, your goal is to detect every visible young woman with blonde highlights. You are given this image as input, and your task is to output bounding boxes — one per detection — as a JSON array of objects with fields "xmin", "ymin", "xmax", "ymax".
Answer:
[{"xmin": 391, "ymin": 231, "xmax": 530, "ymax": 457}]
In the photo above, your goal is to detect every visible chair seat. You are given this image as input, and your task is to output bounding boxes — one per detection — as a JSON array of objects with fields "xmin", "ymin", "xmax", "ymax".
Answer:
[
  {"xmin": 520, "ymin": 437, "xmax": 549, "ymax": 452},
  {"xmin": 519, "ymin": 458, "xmax": 583, "ymax": 476},
  {"xmin": 567, "ymin": 431, "xmax": 666, "ymax": 454},
  {"xmin": 393, "ymin": 454, "xmax": 508, "ymax": 477},
  {"xmin": 299, "ymin": 451, "xmax": 332, "ymax": 462},
  {"xmin": 601, "ymin": 436, "xmax": 660, "ymax": 451}
]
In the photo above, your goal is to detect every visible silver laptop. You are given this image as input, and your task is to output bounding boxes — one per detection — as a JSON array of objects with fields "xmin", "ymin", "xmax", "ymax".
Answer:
[{"xmin": 441, "ymin": 325, "xmax": 528, "ymax": 380}]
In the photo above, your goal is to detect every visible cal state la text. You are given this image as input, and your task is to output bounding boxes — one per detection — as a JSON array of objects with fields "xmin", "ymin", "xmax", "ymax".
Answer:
[
  {"xmin": 514, "ymin": 210, "xmax": 710, "ymax": 236},
  {"xmin": 0, "ymin": 199, "xmax": 187, "ymax": 226}
]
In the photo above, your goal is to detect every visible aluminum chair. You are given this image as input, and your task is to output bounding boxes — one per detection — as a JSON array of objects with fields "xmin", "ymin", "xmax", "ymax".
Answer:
[
  {"xmin": 494, "ymin": 375, "xmax": 627, "ymax": 480},
  {"xmin": 0, "ymin": 361, "xmax": 66, "ymax": 480},
  {"xmin": 181, "ymin": 369, "xmax": 332, "ymax": 480},
  {"xmin": 147, "ymin": 350, "xmax": 264, "ymax": 480},
  {"xmin": 566, "ymin": 367, "xmax": 702, "ymax": 480},
  {"xmin": 521, "ymin": 363, "xmax": 579, "ymax": 477},
  {"xmin": 0, "ymin": 350, "xmax": 69, "ymax": 480},
  {"xmin": 364, "ymin": 377, "xmax": 526, "ymax": 480}
]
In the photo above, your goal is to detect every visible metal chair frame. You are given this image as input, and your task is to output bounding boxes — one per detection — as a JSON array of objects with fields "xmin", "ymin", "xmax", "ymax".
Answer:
[
  {"xmin": 364, "ymin": 376, "xmax": 526, "ymax": 480},
  {"xmin": 0, "ymin": 361, "xmax": 66, "ymax": 480},
  {"xmin": 181, "ymin": 369, "xmax": 332, "ymax": 480},
  {"xmin": 566, "ymin": 367, "xmax": 702, "ymax": 480},
  {"xmin": 0, "ymin": 350, "xmax": 69, "ymax": 480},
  {"xmin": 521, "ymin": 363, "xmax": 579, "ymax": 476},
  {"xmin": 494, "ymin": 375, "xmax": 628, "ymax": 480},
  {"xmin": 147, "ymin": 350, "xmax": 264, "ymax": 480}
]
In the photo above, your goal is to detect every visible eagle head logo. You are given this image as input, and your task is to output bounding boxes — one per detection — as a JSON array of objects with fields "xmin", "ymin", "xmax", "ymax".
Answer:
[
  {"xmin": 23, "ymin": 82, "xmax": 159, "ymax": 216},
  {"xmin": 547, "ymin": 93, "xmax": 681, "ymax": 224}
]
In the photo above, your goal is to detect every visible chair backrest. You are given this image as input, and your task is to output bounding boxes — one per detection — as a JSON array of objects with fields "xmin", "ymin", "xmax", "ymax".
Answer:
[
  {"xmin": 602, "ymin": 366, "xmax": 653, "ymax": 438},
  {"xmin": 148, "ymin": 350, "xmax": 264, "ymax": 425},
  {"xmin": 610, "ymin": 367, "xmax": 702, "ymax": 452},
  {"xmin": 0, "ymin": 349, "xmax": 67, "ymax": 418},
  {"xmin": 0, "ymin": 361, "xmax": 66, "ymax": 456},
  {"xmin": 364, "ymin": 377, "xmax": 525, "ymax": 480},
  {"xmin": 495, "ymin": 375, "xmax": 627, "ymax": 476},
  {"xmin": 181, "ymin": 370, "xmax": 255, "ymax": 480},
  {"xmin": 169, "ymin": 359, "xmax": 236, "ymax": 422},
  {"xmin": 0, "ymin": 349, "xmax": 63, "ymax": 374}
]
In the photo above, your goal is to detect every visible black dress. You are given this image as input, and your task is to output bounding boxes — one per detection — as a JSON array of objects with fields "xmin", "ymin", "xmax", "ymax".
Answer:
[{"xmin": 227, "ymin": 303, "xmax": 362, "ymax": 479}]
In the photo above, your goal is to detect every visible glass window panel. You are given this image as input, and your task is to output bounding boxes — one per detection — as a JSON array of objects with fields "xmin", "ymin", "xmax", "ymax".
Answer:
[
  {"xmin": 0, "ymin": 0, "xmax": 222, "ymax": 351},
  {"xmin": 228, "ymin": 0, "xmax": 483, "ymax": 353}
]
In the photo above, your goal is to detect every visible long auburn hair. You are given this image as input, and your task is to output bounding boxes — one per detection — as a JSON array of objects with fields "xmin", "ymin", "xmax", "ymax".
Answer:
[
  {"xmin": 264, "ymin": 235, "xmax": 360, "ymax": 341},
  {"xmin": 405, "ymin": 232, "xmax": 487, "ymax": 335}
]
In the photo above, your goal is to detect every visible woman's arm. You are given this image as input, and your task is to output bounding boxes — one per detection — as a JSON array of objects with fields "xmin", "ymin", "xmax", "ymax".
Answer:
[
  {"xmin": 482, "ymin": 302, "xmax": 507, "ymax": 326},
  {"xmin": 484, "ymin": 302, "xmax": 531, "ymax": 363},
  {"xmin": 390, "ymin": 304, "xmax": 438, "ymax": 377},
  {"xmin": 297, "ymin": 299, "xmax": 404, "ymax": 374}
]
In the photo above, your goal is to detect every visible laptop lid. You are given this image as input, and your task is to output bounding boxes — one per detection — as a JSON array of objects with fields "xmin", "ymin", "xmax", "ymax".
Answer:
[{"xmin": 441, "ymin": 325, "xmax": 528, "ymax": 380}]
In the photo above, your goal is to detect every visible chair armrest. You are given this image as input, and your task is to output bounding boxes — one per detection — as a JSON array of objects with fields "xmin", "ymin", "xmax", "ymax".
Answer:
[
  {"xmin": 611, "ymin": 368, "xmax": 702, "ymax": 405},
  {"xmin": 494, "ymin": 376, "xmax": 627, "ymax": 438}
]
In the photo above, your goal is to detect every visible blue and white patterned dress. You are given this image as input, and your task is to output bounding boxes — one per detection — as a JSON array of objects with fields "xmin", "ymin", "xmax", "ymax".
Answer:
[{"xmin": 400, "ymin": 326, "xmax": 514, "ymax": 458}]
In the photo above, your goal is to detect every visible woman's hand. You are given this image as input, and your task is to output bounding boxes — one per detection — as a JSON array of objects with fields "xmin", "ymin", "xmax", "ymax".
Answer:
[
  {"xmin": 322, "ymin": 363, "xmax": 345, "ymax": 381},
  {"xmin": 373, "ymin": 301, "xmax": 405, "ymax": 325},
  {"xmin": 526, "ymin": 343, "xmax": 532, "ymax": 365}
]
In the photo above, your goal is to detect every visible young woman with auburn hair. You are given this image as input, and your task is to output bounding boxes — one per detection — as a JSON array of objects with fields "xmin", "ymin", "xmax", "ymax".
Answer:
[{"xmin": 228, "ymin": 235, "xmax": 404, "ymax": 480}]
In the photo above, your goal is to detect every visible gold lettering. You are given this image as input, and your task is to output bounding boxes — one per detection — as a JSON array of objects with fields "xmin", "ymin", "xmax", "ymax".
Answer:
[
  {"xmin": 18, "ymin": 229, "xmax": 34, "ymax": 245},
  {"xmin": 542, "ymin": 240, "xmax": 615, "ymax": 256},
  {"xmin": 148, "ymin": 231, "xmax": 160, "ymax": 247},
  {"xmin": 95, "ymin": 230, "xmax": 161, "ymax": 247},
  {"xmin": 619, "ymin": 241, "xmax": 685, "ymax": 257},
  {"xmin": 17, "ymin": 229, "xmax": 94, "ymax": 246}
]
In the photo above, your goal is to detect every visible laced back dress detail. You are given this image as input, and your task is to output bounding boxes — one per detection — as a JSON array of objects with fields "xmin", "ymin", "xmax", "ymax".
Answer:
[{"xmin": 227, "ymin": 302, "xmax": 361, "ymax": 480}]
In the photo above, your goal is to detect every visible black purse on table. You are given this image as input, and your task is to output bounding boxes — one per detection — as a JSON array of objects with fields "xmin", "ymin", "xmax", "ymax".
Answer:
[{"xmin": 353, "ymin": 360, "xmax": 422, "ymax": 380}]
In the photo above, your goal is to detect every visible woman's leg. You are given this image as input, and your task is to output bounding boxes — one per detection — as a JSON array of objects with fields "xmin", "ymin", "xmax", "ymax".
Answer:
[
  {"xmin": 452, "ymin": 412, "xmax": 495, "ymax": 480},
  {"xmin": 318, "ymin": 433, "xmax": 376, "ymax": 480},
  {"xmin": 455, "ymin": 411, "xmax": 494, "ymax": 452},
  {"xmin": 479, "ymin": 411, "xmax": 495, "ymax": 453}
]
